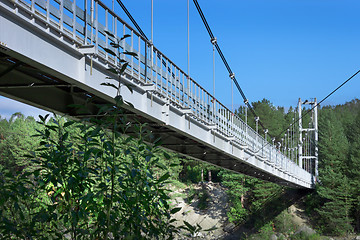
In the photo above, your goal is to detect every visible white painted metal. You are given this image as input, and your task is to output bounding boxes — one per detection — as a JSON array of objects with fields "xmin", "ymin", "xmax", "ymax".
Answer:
[
  {"xmin": 298, "ymin": 97, "xmax": 318, "ymax": 183},
  {"xmin": 314, "ymin": 98, "xmax": 318, "ymax": 181},
  {"xmin": 298, "ymin": 98, "xmax": 303, "ymax": 169},
  {"xmin": 0, "ymin": 0, "xmax": 313, "ymax": 188}
]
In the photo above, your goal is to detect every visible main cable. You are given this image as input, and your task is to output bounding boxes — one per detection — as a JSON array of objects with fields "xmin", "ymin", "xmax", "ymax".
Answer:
[
  {"xmin": 193, "ymin": 0, "xmax": 214, "ymax": 39},
  {"xmin": 317, "ymin": 69, "xmax": 360, "ymax": 107},
  {"xmin": 282, "ymin": 68, "xmax": 360, "ymax": 143},
  {"xmin": 119, "ymin": 0, "xmax": 271, "ymax": 137},
  {"xmin": 192, "ymin": 0, "xmax": 273, "ymax": 138},
  {"xmin": 116, "ymin": 0, "xmax": 148, "ymax": 40},
  {"xmin": 255, "ymin": 68, "xmax": 360, "ymax": 154}
]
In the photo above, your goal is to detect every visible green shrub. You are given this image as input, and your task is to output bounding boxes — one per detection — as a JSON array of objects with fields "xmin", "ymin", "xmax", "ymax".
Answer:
[
  {"xmin": 254, "ymin": 221, "xmax": 275, "ymax": 240},
  {"xmin": 227, "ymin": 200, "xmax": 248, "ymax": 223},
  {"xmin": 274, "ymin": 210, "xmax": 297, "ymax": 234},
  {"xmin": 290, "ymin": 232, "xmax": 322, "ymax": 240},
  {"xmin": 0, "ymin": 33, "xmax": 184, "ymax": 238},
  {"xmin": 197, "ymin": 187, "xmax": 209, "ymax": 210}
]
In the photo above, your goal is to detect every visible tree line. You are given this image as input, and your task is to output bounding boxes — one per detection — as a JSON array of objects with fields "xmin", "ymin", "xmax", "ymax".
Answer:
[{"xmin": 1, "ymin": 97, "xmax": 359, "ymax": 238}]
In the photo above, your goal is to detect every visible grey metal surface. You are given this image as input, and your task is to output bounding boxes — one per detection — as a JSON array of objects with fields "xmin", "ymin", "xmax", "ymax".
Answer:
[{"xmin": 0, "ymin": 0, "xmax": 314, "ymax": 188}]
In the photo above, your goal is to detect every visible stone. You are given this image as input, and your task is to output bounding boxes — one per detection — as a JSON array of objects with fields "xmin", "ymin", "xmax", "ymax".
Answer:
[
  {"xmin": 192, "ymin": 231, "xmax": 203, "ymax": 238},
  {"xmin": 223, "ymin": 222, "xmax": 236, "ymax": 232},
  {"xmin": 270, "ymin": 234, "xmax": 278, "ymax": 240},
  {"xmin": 277, "ymin": 233, "xmax": 286, "ymax": 240},
  {"xmin": 294, "ymin": 225, "xmax": 316, "ymax": 236},
  {"xmin": 353, "ymin": 236, "xmax": 360, "ymax": 240}
]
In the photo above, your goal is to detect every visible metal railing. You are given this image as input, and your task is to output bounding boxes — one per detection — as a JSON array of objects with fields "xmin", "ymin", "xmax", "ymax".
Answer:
[{"xmin": 9, "ymin": 0, "xmax": 311, "ymax": 184}]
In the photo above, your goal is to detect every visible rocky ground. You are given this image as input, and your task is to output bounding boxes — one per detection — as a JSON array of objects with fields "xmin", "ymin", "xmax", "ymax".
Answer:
[{"xmin": 171, "ymin": 182, "xmax": 230, "ymax": 239}]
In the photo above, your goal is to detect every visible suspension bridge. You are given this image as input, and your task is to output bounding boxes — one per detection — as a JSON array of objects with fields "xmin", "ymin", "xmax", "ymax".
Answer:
[{"xmin": 0, "ymin": 0, "xmax": 317, "ymax": 188}]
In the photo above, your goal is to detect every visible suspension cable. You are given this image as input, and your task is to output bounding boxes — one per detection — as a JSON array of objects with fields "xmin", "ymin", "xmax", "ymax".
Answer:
[
  {"xmin": 118, "ymin": 0, "xmax": 254, "ymax": 124},
  {"xmin": 231, "ymin": 77, "xmax": 234, "ymax": 113},
  {"xmin": 187, "ymin": 0, "xmax": 190, "ymax": 78},
  {"xmin": 117, "ymin": 0, "xmax": 178, "ymax": 80},
  {"xmin": 254, "ymin": 68, "xmax": 360, "ymax": 155},
  {"xmin": 192, "ymin": 0, "xmax": 272, "ymax": 138},
  {"xmin": 284, "ymin": 68, "xmax": 360, "ymax": 144},
  {"xmin": 116, "ymin": 0, "xmax": 148, "ymax": 40},
  {"xmin": 211, "ymin": 38, "xmax": 216, "ymax": 101},
  {"xmin": 151, "ymin": 0, "xmax": 153, "ymax": 43}
]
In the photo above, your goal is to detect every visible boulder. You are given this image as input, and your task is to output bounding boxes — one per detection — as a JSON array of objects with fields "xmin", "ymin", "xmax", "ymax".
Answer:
[
  {"xmin": 353, "ymin": 236, "xmax": 360, "ymax": 240},
  {"xmin": 277, "ymin": 233, "xmax": 286, "ymax": 240},
  {"xmin": 192, "ymin": 231, "xmax": 204, "ymax": 238},
  {"xmin": 294, "ymin": 225, "xmax": 316, "ymax": 236},
  {"xmin": 223, "ymin": 222, "xmax": 236, "ymax": 232},
  {"xmin": 270, "ymin": 234, "xmax": 278, "ymax": 240}
]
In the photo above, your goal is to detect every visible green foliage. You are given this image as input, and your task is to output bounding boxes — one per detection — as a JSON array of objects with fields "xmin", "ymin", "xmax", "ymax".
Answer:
[
  {"xmin": 0, "ymin": 114, "xmax": 46, "ymax": 239},
  {"xmin": 237, "ymin": 99, "xmax": 289, "ymax": 142},
  {"xmin": 2, "ymin": 94, "xmax": 360, "ymax": 238},
  {"xmin": 0, "ymin": 113, "xmax": 40, "ymax": 173},
  {"xmin": 248, "ymin": 179, "xmax": 282, "ymax": 212},
  {"xmin": 0, "ymin": 168, "xmax": 38, "ymax": 239},
  {"xmin": 185, "ymin": 185, "xmax": 209, "ymax": 210},
  {"xmin": 154, "ymin": 150, "xmax": 183, "ymax": 181},
  {"xmin": 1, "ymin": 110, "xmax": 182, "ymax": 238},
  {"xmin": 183, "ymin": 164, "xmax": 203, "ymax": 183},
  {"xmin": 298, "ymin": 100, "xmax": 360, "ymax": 235},
  {"xmin": 236, "ymin": 98, "xmax": 360, "ymax": 236},
  {"xmin": 219, "ymin": 170, "xmax": 248, "ymax": 223},
  {"xmin": 290, "ymin": 232, "xmax": 322, "ymax": 240},
  {"xmin": 227, "ymin": 200, "xmax": 248, "ymax": 223},
  {"xmin": 274, "ymin": 210, "xmax": 297, "ymax": 234},
  {"xmin": 168, "ymin": 179, "xmax": 187, "ymax": 190},
  {"xmin": 197, "ymin": 186, "xmax": 210, "ymax": 210},
  {"xmin": 316, "ymin": 109, "xmax": 353, "ymax": 235},
  {"xmin": 254, "ymin": 221, "xmax": 275, "ymax": 240},
  {"xmin": 185, "ymin": 185, "xmax": 197, "ymax": 203},
  {"xmin": 347, "ymin": 112, "xmax": 360, "ymax": 232},
  {"xmin": 0, "ymin": 32, "xmax": 186, "ymax": 238}
]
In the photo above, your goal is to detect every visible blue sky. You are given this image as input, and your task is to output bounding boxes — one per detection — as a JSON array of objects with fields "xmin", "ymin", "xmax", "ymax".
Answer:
[{"xmin": 1, "ymin": 0, "xmax": 360, "ymax": 118}]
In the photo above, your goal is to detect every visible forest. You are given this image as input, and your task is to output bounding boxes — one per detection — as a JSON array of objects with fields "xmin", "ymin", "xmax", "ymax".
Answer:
[{"xmin": 1, "ymin": 96, "xmax": 359, "ymax": 239}]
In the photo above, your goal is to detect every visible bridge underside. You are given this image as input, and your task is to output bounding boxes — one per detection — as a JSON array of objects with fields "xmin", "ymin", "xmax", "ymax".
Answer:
[{"xmin": 0, "ymin": 52, "xmax": 305, "ymax": 188}]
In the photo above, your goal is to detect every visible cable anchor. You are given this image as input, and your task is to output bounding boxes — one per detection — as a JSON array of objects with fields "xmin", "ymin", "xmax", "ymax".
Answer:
[
  {"xmin": 229, "ymin": 73, "xmax": 235, "ymax": 79},
  {"xmin": 210, "ymin": 37, "xmax": 217, "ymax": 45}
]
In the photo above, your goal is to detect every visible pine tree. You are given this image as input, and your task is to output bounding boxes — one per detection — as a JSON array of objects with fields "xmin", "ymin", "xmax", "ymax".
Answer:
[
  {"xmin": 0, "ymin": 113, "xmax": 40, "ymax": 174},
  {"xmin": 247, "ymin": 178, "xmax": 281, "ymax": 212},
  {"xmin": 316, "ymin": 109, "xmax": 352, "ymax": 235},
  {"xmin": 250, "ymin": 99, "xmax": 286, "ymax": 140},
  {"xmin": 219, "ymin": 170, "xmax": 249, "ymax": 223},
  {"xmin": 347, "ymin": 112, "xmax": 360, "ymax": 232}
]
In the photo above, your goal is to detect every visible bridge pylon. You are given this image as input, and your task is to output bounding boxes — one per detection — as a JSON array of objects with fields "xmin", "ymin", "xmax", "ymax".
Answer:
[{"xmin": 298, "ymin": 98, "xmax": 318, "ymax": 183}]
